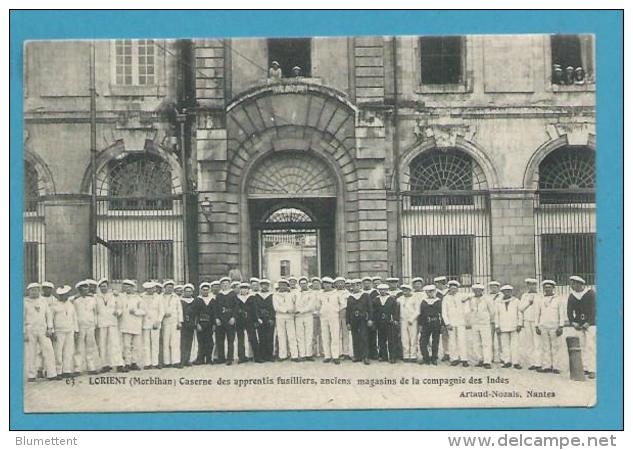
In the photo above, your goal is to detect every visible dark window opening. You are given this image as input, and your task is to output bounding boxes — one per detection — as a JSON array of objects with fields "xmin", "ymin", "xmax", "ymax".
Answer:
[
  {"xmin": 541, "ymin": 233, "xmax": 595, "ymax": 285},
  {"xmin": 420, "ymin": 36, "xmax": 463, "ymax": 85},
  {"xmin": 412, "ymin": 235, "xmax": 473, "ymax": 285},
  {"xmin": 24, "ymin": 242, "xmax": 38, "ymax": 286},
  {"xmin": 24, "ymin": 161, "xmax": 40, "ymax": 213},
  {"xmin": 551, "ymin": 35, "xmax": 592, "ymax": 85},
  {"xmin": 268, "ymin": 38, "xmax": 311, "ymax": 78},
  {"xmin": 280, "ymin": 260, "xmax": 291, "ymax": 277},
  {"xmin": 109, "ymin": 240, "xmax": 173, "ymax": 282}
]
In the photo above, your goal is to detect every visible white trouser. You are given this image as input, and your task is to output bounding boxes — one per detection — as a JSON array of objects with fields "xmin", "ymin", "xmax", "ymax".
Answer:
[
  {"xmin": 53, "ymin": 331, "xmax": 75, "ymax": 374},
  {"xmin": 539, "ymin": 328, "xmax": 561, "ymax": 370},
  {"xmin": 276, "ymin": 315, "xmax": 298, "ymax": 359},
  {"xmin": 522, "ymin": 321, "xmax": 541, "ymax": 367},
  {"xmin": 338, "ymin": 309, "xmax": 350, "ymax": 356},
  {"xmin": 500, "ymin": 331, "xmax": 519, "ymax": 364},
  {"xmin": 320, "ymin": 314, "xmax": 340, "ymax": 359},
  {"xmin": 295, "ymin": 314, "xmax": 314, "ymax": 358},
  {"xmin": 161, "ymin": 322, "xmax": 180, "ymax": 365},
  {"xmin": 312, "ymin": 315, "xmax": 323, "ymax": 356},
  {"xmin": 401, "ymin": 321, "xmax": 419, "ymax": 360},
  {"xmin": 143, "ymin": 328, "xmax": 161, "ymax": 366},
  {"xmin": 98, "ymin": 326, "xmax": 122, "ymax": 367},
  {"xmin": 75, "ymin": 327, "xmax": 98, "ymax": 372},
  {"xmin": 122, "ymin": 333, "xmax": 143, "ymax": 365},
  {"xmin": 572, "ymin": 326, "xmax": 596, "ymax": 373},
  {"xmin": 448, "ymin": 325, "xmax": 468, "ymax": 361},
  {"xmin": 26, "ymin": 331, "xmax": 57, "ymax": 378},
  {"xmin": 472, "ymin": 324, "xmax": 493, "ymax": 364},
  {"xmin": 492, "ymin": 323, "xmax": 501, "ymax": 362}
]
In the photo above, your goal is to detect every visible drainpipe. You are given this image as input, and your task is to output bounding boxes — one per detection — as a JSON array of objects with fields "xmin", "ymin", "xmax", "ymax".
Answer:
[
  {"xmin": 89, "ymin": 41, "xmax": 97, "ymax": 276},
  {"xmin": 392, "ymin": 37, "xmax": 403, "ymax": 279}
]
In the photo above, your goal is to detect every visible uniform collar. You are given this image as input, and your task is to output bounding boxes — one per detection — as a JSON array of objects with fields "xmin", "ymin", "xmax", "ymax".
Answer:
[{"xmin": 570, "ymin": 287, "xmax": 591, "ymax": 301}]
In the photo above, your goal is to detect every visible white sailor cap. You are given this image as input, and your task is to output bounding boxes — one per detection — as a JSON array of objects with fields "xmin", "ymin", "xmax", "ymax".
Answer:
[
  {"xmin": 174, "ymin": 284, "xmax": 184, "ymax": 290},
  {"xmin": 271, "ymin": 60, "xmax": 280, "ymax": 66},
  {"xmin": 183, "ymin": 283, "xmax": 195, "ymax": 290},
  {"xmin": 122, "ymin": 279, "xmax": 136, "ymax": 287},
  {"xmin": 219, "ymin": 277, "xmax": 231, "ymax": 283},
  {"xmin": 400, "ymin": 284, "xmax": 412, "ymax": 291},
  {"xmin": 423, "ymin": 284, "xmax": 436, "ymax": 292},
  {"xmin": 162, "ymin": 279, "xmax": 175, "ymax": 287},
  {"xmin": 361, "ymin": 276, "xmax": 372, "ymax": 282},
  {"xmin": 85, "ymin": 279, "xmax": 98, "ymax": 286},
  {"xmin": 371, "ymin": 276, "xmax": 382, "ymax": 282},
  {"xmin": 433, "ymin": 276, "xmax": 447, "ymax": 283},
  {"xmin": 488, "ymin": 281, "xmax": 501, "ymax": 287},
  {"xmin": 448, "ymin": 280, "xmax": 461, "ymax": 287},
  {"xmin": 142, "ymin": 281, "xmax": 155, "ymax": 289},
  {"xmin": 199, "ymin": 282, "xmax": 211, "ymax": 289},
  {"xmin": 472, "ymin": 283, "xmax": 485, "ymax": 290},
  {"xmin": 277, "ymin": 279, "xmax": 290, "ymax": 285},
  {"xmin": 56, "ymin": 285, "xmax": 72, "ymax": 295},
  {"xmin": 210, "ymin": 281, "xmax": 220, "ymax": 287},
  {"xmin": 386, "ymin": 277, "xmax": 399, "ymax": 282},
  {"xmin": 230, "ymin": 281, "xmax": 240, "ymax": 287},
  {"xmin": 377, "ymin": 283, "xmax": 390, "ymax": 290},
  {"xmin": 321, "ymin": 276, "xmax": 334, "ymax": 284},
  {"xmin": 311, "ymin": 277, "xmax": 322, "ymax": 283},
  {"xmin": 26, "ymin": 282, "xmax": 40, "ymax": 290},
  {"xmin": 350, "ymin": 279, "xmax": 362, "ymax": 284},
  {"xmin": 287, "ymin": 276, "xmax": 297, "ymax": 282},
  {"xmin": 525, "ymin": 278, "xmax": 538, "ymax": 284},
  {"xmin": 98, "ymin": 277, "xmax": 109, "ymax": 286},
  {"xmin": 334, "ymin": 276, "xmax": 346, "ymax": 283},
  {"xmin": 569, "ymin": 275, "xmax": 586, "ymax": 284},
  {"xmin": 541, "ymin": 280, "xmax": 556, "ymax": 287},
  {"xmin": 260, "ymin": 279, "xmax": 271, "ymax": 285},
  {"xmin": 240, "ymin": 282, "xmax": 250, "ymax": 288},
  {"xmin": 500, "ymin": 284, "xmax": 514, "ymax": 291},
  {"xmin": 75, "ymin": 280, "xmax": 89, "ymax": 289},
  {"xmin": 298, "ymin": 276, "xmax": 309, "ymax": 283},
  {"xmin": 412, "ymin": 277, "xmax": 424, "ymax": 283},
  {"xmin": 249, "ymin": 277, "xmax": 260, "ymax": 283},
  {"xmin": 42, "ymin": 281, "xmax": 54, "ymax": 289}
]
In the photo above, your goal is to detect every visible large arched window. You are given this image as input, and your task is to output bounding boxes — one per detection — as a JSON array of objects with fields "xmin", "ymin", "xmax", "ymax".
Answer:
[
  {"xmin": 24, "ymin": 160, "xmax": 40, "ymax": 213},
  {"xmin": 23, "ymin": 159, "xmax": 46, "ymax": 285},
  {"xmin": 402, "ymin": 148, "xmax": 491, "ymax": 286},
  {"xmin": 535, "ymin": 145, "xmax": 596, "ymax": 286},
  {"xmin": 105, "ymin": 152, "xmax": 174, "ymax": 210}
]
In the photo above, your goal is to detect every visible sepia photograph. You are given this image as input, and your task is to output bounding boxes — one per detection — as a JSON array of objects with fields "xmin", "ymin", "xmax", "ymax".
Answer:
[{"xmin": 21, "ymin": 32, "xmax": 598, "ymax": 413}]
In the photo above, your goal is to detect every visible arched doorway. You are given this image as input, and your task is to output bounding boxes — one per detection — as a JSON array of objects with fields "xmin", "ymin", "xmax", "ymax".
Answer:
[{"xmin": 246, "ymin": 151, "xmax": 337, "ymax": 280}]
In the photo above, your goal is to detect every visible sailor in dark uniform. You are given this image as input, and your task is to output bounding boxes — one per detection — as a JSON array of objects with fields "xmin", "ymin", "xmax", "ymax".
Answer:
[
  {"xmin": 193, "ymin": 282, "xmax": 215, "ymax": 365},
  {"xmin": 256, "ymin": 279, "xmax": 276, "ymax": 362},
  {"xmin": 179, "ymin": 284, "xmax": 197, "ymax": 367},
  {"xmin": 386, "ymin": 277, "xmax": 403, "ymax": 360},
  {"xmin": 346, "ymin": 279, "xmax": 371, "ymax": 365},
  {"xmin": 235, "ymin": 282, "xmax": 251, "ymax": 363},
  {"xmin": 214, "ymin": 277, "xmax": 238, "ymax": 365},
  {"xmin": 365, "ymin": 276, "xmax": 380, "ymax": 360},
  {"xmin": 245, "ymin": 280, "xmax": 263, "ymax": 362},
  {"xmin": 418, "ymin": 284, "xmax": 443, "ymax": 365},
  {"xmin": 434, "ymin": 276, "xmax": 451, "ymax": 362},
  {"xmin": 567, "ymin": 275, "xmax": 596, "ymax": 379},
  {"xmin": 374, "ymin": 283, "xmax": 400, "ymax": 363}
]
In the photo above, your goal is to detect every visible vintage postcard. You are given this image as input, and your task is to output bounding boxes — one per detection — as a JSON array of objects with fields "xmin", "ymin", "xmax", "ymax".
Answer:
[{"xmin": 21, "ymin": 33, "xmax": 596, "ymax": 413}]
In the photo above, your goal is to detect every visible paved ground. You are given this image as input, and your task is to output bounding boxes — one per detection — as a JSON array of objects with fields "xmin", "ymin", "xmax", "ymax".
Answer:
[{"xmin": 24, "ymin": 358, "xmax": 595, "ymax": 413}]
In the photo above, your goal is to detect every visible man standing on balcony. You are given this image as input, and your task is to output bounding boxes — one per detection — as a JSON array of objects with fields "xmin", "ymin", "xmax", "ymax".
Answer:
[
  {"xmin": 567, "ymin": 275, "xmax": 596, "ymax": 379},
  {"xmin": 519, "ymin": 278, "xmax": 542, "ymax": 371},
  {"xmin": 268, "ymin": 60, "xmax": 282, "ymax": 81}
]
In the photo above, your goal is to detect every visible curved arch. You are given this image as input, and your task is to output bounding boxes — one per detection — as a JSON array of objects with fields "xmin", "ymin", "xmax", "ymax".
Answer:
[
  {"xmin": 24, "ymin": 150, "xmax": 56, "ymax": 196},
  {"xmin": 399, "ymin": 138, "xmax": 498, "ymax": 191},
  {"xmin": 399, "ymin": 139, "xmax": 497, "ymax": 191},
  {"xmin": 523, "ymin": 136, "xmax": 596, "ymax": 189},
  {"xmin": 79, "ymin": 140, "xmax": 183, "ymax": 195}
]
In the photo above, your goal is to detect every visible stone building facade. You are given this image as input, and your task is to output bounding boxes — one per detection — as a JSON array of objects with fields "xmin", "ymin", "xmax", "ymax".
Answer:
[{"xmin": 23, "ymin": 34, "xmax": 596, "ymax": 291}]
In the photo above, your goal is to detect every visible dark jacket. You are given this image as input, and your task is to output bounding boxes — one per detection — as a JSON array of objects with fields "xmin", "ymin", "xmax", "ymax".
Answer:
[
  {"xmin": 213, "ymin": 290, "xmax": 238, "ymax": 325},
  {"xmin": 181, "ymin": 299, "xmax": 198, "ymax": 330},
  {"xmin": 346, "ymin": 292, "xmax": 371, "ymax": 325},
  {"xmin": 244, "ymin": 293, "xmax": 261, "ymax": 328},
  {"xmin": 373, "ymin": 295, "xmax": 400, "ymax": 324},
  {"xmin": 419, "ymin": 298, "xmax": 443, "ymax": 329},
  {"xmin": 567, "ymin": 289, "xmax": 596, "ymax": 326},
  {"xmin": 193, "ymin": 296, "xmax": 214, "ymax": 325},
  {"xmin": 255, "ymin": 292, "xmax": 275, "ymax": 325}
]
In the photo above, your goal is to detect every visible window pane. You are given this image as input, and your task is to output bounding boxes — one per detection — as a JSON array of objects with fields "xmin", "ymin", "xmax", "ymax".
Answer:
[
  {"xmin": 420, "ymin": 36, "xmax": 462, "ymax": 85},
  {"xmin": 541, "ymin": 233, "xmax": 595, "ymax": 285},
  {"xmin": 412, "ymin": 235, "xmax": 473, "ymax": 284},
  {"xmin": 24, "ymin": 242, "xmax": 38, "ymax": 285}
]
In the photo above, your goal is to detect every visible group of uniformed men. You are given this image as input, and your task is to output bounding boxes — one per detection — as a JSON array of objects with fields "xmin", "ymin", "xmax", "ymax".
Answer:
[{"xmin": 23, "ymin": 273, "xmax": 596, "ymax": 381}]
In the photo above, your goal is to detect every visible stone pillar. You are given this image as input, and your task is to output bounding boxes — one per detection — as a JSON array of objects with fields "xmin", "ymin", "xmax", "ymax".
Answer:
[
  {"xmin": 489, "ymin": 190, "xmax": 537, "ymax": 292},
  {"xmin": 43, "ymin": 195, "xmax": 92, "ymax": 285}
]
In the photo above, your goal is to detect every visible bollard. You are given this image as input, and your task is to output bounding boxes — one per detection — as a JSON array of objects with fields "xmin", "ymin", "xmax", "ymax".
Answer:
[{"xmin": 566, "ymin": 336, "xmax": 586, "ymax": 381}]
